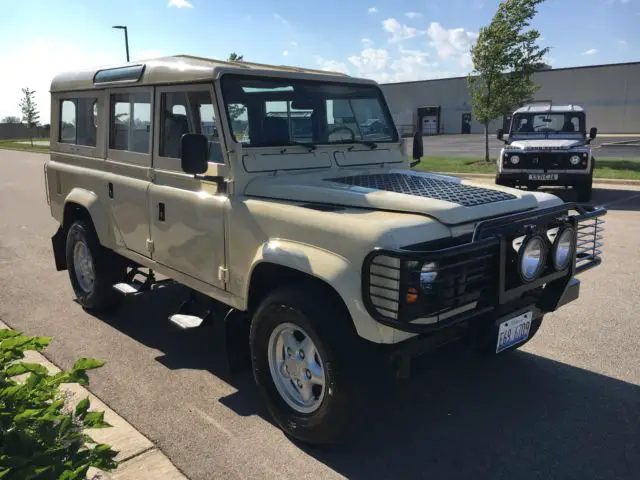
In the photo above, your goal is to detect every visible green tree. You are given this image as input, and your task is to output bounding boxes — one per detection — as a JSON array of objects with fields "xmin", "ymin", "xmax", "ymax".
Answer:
[
  {"xmin": 19, "ymin": 87, "xmax": 40, "ymax": 147},
  {"xmin": 2, "ymin": 116, "xmax": 21, "ymax": 124},
  {"xmin": 228, "ymin": 52, "xmax": 244, "ymax": 62},
  {"xmin": 468, "ymin": 0, "xmax": 549, "ymax": 162}
]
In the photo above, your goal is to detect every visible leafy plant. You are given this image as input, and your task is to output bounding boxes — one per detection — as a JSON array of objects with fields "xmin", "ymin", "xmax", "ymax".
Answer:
[
  {"xmin": 0, "ymin": 329, "xmax": 118, "ymax": 479},
  {"xmin": 468, "ymin": 0, "xmax": 549, "ymax": 161},
  {"xmin": 227, "ymin": 53, "xmax": 247, "ymax": 123}
]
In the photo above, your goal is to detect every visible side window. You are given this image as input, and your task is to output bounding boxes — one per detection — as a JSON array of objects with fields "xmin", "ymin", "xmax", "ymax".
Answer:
[
  {"xmin": 160, "ymin": 89, "xmax": 222, "ymax": 162},
  {"xmin": 59, "ymin": 97, "xmax": 98, "ymax": 146},
  {"xmin": 109, "ymin": 91, "xmax": 152, "ymax": 153},
  {"xmin": 60, "ymin": 100, "xmax": 77, "ymax": 143}
]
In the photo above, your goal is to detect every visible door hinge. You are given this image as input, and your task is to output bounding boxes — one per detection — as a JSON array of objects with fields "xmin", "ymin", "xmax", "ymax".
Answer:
[
  {"xmin": 218, "ymin": 266, "xmax": 229, "ymax": 283},
  {"xmin": 146, "ymin": 239, "xmax": 155, "ymax": 254}
]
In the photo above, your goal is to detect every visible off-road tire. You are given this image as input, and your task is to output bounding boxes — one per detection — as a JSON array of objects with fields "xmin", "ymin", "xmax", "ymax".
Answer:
[
  {"xmin": 65, "ymin": 220, "xmax": 125, "ymax": 312},
  {"xmin": 249, "ymin": 286, "xmax": 361, "ymax": 446}
]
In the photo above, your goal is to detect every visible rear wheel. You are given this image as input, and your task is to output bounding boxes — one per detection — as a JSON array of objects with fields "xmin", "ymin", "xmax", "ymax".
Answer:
[
  {"xmin": 250, "ymin": 286, "xmax": 360, "ymax": 445},
  {"xmin": 65, "ymin": 220, "xmax": 125, "ymax": 312}
]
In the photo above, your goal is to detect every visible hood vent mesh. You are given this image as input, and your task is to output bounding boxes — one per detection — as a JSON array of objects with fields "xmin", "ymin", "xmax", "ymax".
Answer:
[{"xmin": 326, "ymin": 173, "xmax": 517, "ymax": 207}]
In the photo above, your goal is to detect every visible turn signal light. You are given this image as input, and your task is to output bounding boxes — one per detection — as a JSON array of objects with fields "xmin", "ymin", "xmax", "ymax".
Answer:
[{"xmin": 406, "ymin": 288, "xmax": 419, "ymax": 303}]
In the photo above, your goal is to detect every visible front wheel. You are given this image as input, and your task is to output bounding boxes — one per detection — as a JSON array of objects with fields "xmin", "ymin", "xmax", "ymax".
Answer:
[
  {"xmin": 65, "ymin": 220, "xmax": 125, "ymax": 312},
  {"xmin": 249, "ymin": 286, "xmax": 358, "ymax": 445}
]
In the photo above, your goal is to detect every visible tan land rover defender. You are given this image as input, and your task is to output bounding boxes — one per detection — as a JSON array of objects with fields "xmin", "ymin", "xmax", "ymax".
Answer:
[{"xmin": 45, "ymin": 55, "xmax": 607, "ymax": 445}]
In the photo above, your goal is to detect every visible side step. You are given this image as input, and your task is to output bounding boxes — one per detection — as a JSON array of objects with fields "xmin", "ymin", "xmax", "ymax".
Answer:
[
  {"xmin": 113, "ymin": 268, "xmax": 171, "ymax": 296},
  {"xmin": 168, "ymin": 289, "xmax": 216, "ymax": 330}
]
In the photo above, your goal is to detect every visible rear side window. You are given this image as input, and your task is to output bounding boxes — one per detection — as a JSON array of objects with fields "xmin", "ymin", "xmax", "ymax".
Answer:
[
  {"xmin": 59, "ymin": 97, "xmax": 98, "ymax": 146},
  {"xmin": 109, "ymin": 91, "xmax": 152, "ymax": 153}
]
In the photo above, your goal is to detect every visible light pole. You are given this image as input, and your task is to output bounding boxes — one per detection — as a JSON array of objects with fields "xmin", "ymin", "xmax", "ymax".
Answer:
[{"xmin": 112, "ymin": 25, "xmax": 130, "ymax": 62}]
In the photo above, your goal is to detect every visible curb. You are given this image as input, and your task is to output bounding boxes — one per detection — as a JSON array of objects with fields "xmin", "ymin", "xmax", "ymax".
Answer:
[
  {"xmin": 0, "ymin": 320, "xmax": 188, "ymax": 480},
  {"xmin": 439, "ymin": 172, "xmax": 640, "ymax": 186}
]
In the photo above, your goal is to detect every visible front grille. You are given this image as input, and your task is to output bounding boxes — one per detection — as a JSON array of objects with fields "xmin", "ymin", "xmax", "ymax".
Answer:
[
  {"xmin": 503, "ymin": 151, "xmax": 589, "ymax": 170},
  {"xmin": 362, "ymin": 203, "xmax": 607, "ymax": 332},
  {"xmin": 326, "ymin": 173, "xmax": 516, "ymax": 207}
]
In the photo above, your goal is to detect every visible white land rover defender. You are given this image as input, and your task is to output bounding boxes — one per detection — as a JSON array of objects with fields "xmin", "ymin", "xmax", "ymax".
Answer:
[
  {"xmin": 495, "ymin": 102, "xmax": 598, "ymax": 202},
  {"xmin": 45, "ymin": 56, "xmax": 606, "ymax": 445}
]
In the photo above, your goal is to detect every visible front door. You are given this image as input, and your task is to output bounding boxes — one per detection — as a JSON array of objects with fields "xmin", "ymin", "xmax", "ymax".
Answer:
[
  {"xmin": 149, "ymin": 83, "xmax": 228, "ymax": 289},
  {"xmin": 105, "ymin": 87, "xmax": 153, "ymax": 257}
]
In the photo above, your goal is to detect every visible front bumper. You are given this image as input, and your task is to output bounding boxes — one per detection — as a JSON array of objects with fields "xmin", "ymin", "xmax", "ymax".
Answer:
[
  {"xmin": 362, "ymin": 203, "xmax": 605, "ymax": 335},
  {"xmin": 496, "ymin": 171, "xmax": 591, "ymax": 186}
]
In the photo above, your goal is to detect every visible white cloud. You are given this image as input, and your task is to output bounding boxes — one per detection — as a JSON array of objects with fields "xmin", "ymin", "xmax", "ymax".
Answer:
[
  {"xmin": 315, "ymin": 56, "xmax": 350, "ymax": 74},
  {"xmin": 427, "ymin": 22, "xmax": 477, "ymax": 67},
  {"xmin": 274, "ymin": 13, "xmax": 293, "ymax": 29},
  {"xmin": 404, "ymin": 12, "xmax": 422, "ymax": 18},
  {"xmin": 291, "ymin": 41, "xmax": 298, "ymax": 47},
  {"xmin": 618, "ymin": 39, "xmax": 628, "ymax": 48},
  {"xmin": 368, "ymin": 7, "xmax": 379, "ymax": 14},
  {"xmin": 382, "ymin": 18, "xmax": 421, "ymax": 42},
  {"xmin": 581, "ymin": 48, "xmax": 598, "ymax": 56},
  {"xmin": 361, "ymin": 37, "xmax": 374, "ymax": 48},
  {"xmin": 348, "ymin": 48, "xmax": 390, "ymax": 72},
  {"xmin": 344, "ymin": 47, "xmax": 444, "ymax": 83},
  {"xmin": 168, "ymin": 0, "xmax": 193, "ymax": 8},
  {"xmin": 283, "ymin": 50, "xmax": 289, "ymax": 57}
]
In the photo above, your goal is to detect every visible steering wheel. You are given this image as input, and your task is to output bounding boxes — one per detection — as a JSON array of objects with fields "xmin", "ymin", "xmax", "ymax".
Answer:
[{"xmin": 328, "ymin": 126, "xmax": 356, "ymax": 141}]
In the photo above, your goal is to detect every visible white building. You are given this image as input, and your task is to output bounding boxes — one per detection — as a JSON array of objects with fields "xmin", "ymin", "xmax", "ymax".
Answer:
[{"xmin": 379, "ymin": 61, "xmax": 640, "ymax": 136}]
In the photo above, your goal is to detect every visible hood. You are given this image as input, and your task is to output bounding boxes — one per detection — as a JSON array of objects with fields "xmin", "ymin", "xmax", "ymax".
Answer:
[
  {"xmin": 244, "ymin": 169, "xmax": 539, "ymax": 226},
  {"xmin": 508, "ymin": 138, "xmax": 586, "ymax": 150}
]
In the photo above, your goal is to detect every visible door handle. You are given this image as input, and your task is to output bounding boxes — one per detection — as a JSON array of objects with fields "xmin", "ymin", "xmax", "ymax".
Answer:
[
  {"xmin": 158, "ymin": 203, "xmax": 165, "ymax": 222},
  {"xmin": 108, "ymin": 182, "xmax": 113, "ymax": 198}
]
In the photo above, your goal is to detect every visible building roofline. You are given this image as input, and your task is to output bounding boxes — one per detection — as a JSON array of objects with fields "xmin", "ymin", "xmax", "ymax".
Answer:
[{"xmin": 379, "ymin": 60, "xmax": 640, "ymax": 87}]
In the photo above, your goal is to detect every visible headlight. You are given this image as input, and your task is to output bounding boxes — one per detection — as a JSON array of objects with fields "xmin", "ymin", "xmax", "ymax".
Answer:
[
  {"xmin": 570, "ymin": 155, "xmax": 581, "ymax": 165},
  {"xmin": 553, "ymin": 227, "xmax": 575, "ymax": 270},
  {"xmin": 519, "ymin": 236, "xmax": 546, "ymax": 282},
  {"xmin": 510, "ymin": 155, "xmax": 520, "ymax": 165},
  {"xmin": 420, "ymin": 262, "xmax": 438, "ymax": 291}
]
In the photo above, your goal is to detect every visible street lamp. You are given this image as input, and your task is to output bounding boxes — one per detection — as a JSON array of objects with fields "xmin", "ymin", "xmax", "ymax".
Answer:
[{"xmin": 112, "ymin": 25, "xmax": 130, "ymax": 62}]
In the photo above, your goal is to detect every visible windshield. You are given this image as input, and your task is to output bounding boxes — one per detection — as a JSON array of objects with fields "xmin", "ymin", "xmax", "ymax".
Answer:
[
  {"xmin": 511, "ymin": 112, "xmax": 585, "ymax": 135},
  {"xmin": 221, "ymin": 74, "xmax": 398, "ymax": 147}
]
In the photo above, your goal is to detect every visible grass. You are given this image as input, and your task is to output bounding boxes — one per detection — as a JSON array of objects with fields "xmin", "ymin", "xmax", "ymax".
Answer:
[
  {"xmin": 0, "ymin": 139, "xmax": 50, "ymax": 153},
  {"xmin": 414, "ymin": 156, "xmax": 640, "ymax": 181}
]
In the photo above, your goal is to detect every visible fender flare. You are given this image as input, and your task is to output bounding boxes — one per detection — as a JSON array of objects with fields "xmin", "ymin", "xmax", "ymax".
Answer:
[
  {"xmin": 244, "ymin": 239, "xmax": 389, "ymax": 343},
  {"xmin": 62, "ymin": 188, "xmax": 118, "ymax": 250}
]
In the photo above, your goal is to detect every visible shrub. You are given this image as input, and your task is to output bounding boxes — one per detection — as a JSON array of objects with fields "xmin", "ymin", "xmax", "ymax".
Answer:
[{"xmin": 0, "ymin": 329, "xmax": 119, "ymax": 479}]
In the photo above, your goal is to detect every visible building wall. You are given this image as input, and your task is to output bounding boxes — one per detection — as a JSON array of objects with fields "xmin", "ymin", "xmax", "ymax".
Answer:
[{"xmin": 380, "ymin": 62, "xmax": 640, "ymax": 135}]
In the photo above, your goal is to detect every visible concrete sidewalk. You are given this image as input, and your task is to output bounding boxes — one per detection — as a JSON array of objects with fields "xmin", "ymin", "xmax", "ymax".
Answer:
[{"xmin": 0, "ymin": 320, "xmax": 188, "ymax": 480}]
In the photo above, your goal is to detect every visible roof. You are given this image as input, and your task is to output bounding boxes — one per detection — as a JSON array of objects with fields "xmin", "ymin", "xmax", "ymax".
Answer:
[
  {"xmin": 514, "ymin": 103, "xmax": 585, "ymax": 114},
  {"xmin": 50, "ymin": 54, "xmax": 359, "ymax": 93}
]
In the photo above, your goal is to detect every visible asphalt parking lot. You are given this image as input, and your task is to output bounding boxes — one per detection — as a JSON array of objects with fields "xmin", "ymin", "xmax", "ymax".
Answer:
[
  {"xmin": 1, "ymin": 150, "xmax": 639, "ymax": 480},
  {"xmin": 412, "ymin": 134, "xmax": 640, "ymax": 159}
]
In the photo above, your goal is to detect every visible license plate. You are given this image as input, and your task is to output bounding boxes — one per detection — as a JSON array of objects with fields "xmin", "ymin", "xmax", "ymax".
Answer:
[
  {"xmin": 528, "ymin": 173, "xmax": 558, "ymax": 181},
  {"xmin": 496, "ymin": 311, "xmax": 533, "ymax": 353}
]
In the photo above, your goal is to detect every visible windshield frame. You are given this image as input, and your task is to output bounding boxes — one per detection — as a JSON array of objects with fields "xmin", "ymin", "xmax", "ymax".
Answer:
[
  {"xmin": 509, "ymin": 111, "xmax": 587, "ymax": 137},
  {"xmin": 219, "ymin": 72, "xmax": 399, "ymax": 148}
]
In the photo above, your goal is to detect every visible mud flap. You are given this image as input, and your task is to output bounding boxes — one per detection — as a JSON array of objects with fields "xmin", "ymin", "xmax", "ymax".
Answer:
[
  {"xmin": 51, "ymin": 227, "xmax": 67, "ymax": 271},
  {"xmin": 220, "ymin": 309, "xmax": 252, "ymax": 375}
]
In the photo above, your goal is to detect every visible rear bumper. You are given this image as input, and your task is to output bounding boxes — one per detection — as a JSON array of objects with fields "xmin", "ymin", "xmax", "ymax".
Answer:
[{"xmin": 496, "ymin": 171, "xmax": 591, "ymax": 186}]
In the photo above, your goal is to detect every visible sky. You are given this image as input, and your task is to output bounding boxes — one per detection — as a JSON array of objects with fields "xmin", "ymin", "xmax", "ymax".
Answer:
[{"xmin": 1, "ymin": 0, "xmax": 637, "ymax": 122}]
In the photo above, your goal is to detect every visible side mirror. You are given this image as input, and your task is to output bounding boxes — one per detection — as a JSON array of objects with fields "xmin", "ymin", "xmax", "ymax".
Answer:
[
  {"xmin": 181, "ymin": 133, "xmax": 208, "ymax": 175},
  {"xmin": 410, "ymin": 131, "xmax": 423, "ymax": 167},
  {"xmin": 496, "ymin": 128, "xmax": 504, "ymax": 141},
  {"xmin": 589, "ymin": 127, "xmax": 597, "ymax": 140}
]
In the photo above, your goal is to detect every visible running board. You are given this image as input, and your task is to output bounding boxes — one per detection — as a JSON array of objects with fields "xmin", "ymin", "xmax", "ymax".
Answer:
[
  {"xmin": 169, "ymin": 314, "xmax": 205, "ymax": 329},
  {"xmin": 112, "ymin": 268, "xmax": 172, "ymax": 296}
]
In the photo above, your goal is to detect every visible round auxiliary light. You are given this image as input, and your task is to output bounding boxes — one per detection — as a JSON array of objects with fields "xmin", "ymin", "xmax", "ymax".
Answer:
[
  {"xmin": 519, "ymin": 236, "xmax": 547, "ymax": 282},
  {"xmin": 510, "ymin": 155, "xmax": 520, "ymax": 165},
  {"xmin": 570, "ymin": 155, "xmax": 581, "ymax": 165},
  {"xmin": 553, "ymin": 227, "xmax": 575, "ymax": 270}
]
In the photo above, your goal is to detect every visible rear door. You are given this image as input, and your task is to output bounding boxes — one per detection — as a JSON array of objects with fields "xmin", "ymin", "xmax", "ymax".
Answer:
[{"xmin": 104, "ymin": 87, "xmax": 153, "ymax": 257}]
